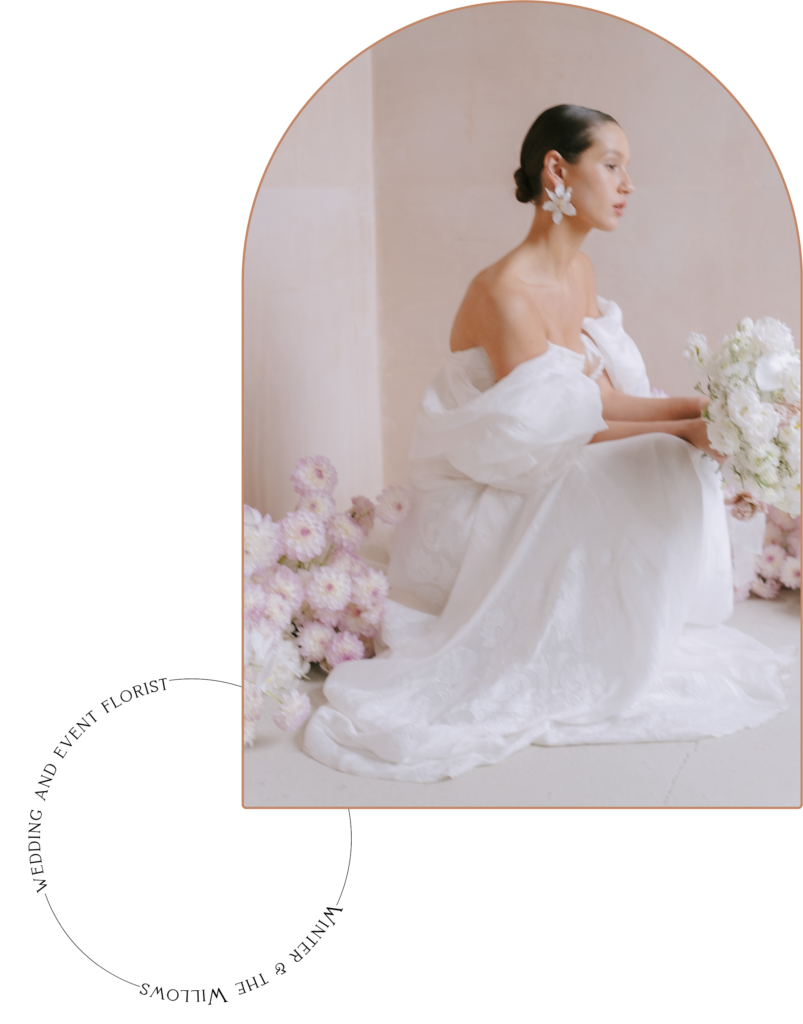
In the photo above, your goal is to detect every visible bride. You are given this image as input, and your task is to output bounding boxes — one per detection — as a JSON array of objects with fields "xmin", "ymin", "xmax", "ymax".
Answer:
[{"xmin": 303, "ymin": 104, "xmax": 789, "ymax": 783}]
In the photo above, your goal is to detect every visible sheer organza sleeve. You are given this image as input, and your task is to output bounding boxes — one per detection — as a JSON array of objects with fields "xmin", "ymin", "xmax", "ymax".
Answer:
[{"xmin": 407, "ymin": 345, "xmax": 606, "ymax": 493}]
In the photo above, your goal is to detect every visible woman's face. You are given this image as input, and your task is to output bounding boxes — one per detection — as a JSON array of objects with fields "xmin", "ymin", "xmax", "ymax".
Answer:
[{"xmin": 557, "ymin": 123, "xmax": 634, "ymax": 232}]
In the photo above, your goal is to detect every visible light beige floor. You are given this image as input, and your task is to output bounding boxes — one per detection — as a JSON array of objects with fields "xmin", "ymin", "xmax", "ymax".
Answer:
[{"xmin": 244, "ymin": 590, "xmax": 801, "ymax": 808}]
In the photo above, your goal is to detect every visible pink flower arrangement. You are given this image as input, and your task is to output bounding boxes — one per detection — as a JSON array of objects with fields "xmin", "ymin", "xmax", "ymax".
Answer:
[
  {"xmin": 349, "ymin": 495, "xmax": 376, "ymax": 534},
  {"xmin": 243, "ymin": 456, "xmax": 411, "ymax": 738},
  {"xmin": 296, "ymin": 621, "xmax": 336, "ymax": 662},
  {"xmin": 269, "ymin": 564, "xmax": 305, "ymax": 611},
  {"xmin": 298, "ymin": 489, "xmax": 337, "ymax": 519},
  {"xmin": 375, "ymin": 485, "xmax": 412, "ymax": 525},
  {"xmin": 329, "ymin": 512, "xmax": 364, "ymax": 553},
  {"xmin": 756, "ymin": 544, "xmax": 787, "ymax": 579},
  {"xmin": 750, "ymin": 575, "xmax": 782, "ymax": 600},
  {"xmin": 243, "ymin": 680, "xmax": 264, "ymax": 747},
  {"xmin": 272, "ymin": 690, "xmax": 313, "ymax": 732},
  {"xmin": 281, "ymin": 510, "xmax": 327, "ymax": 562},
  {"xmin": 244, "ymin": 507, "xmax": 283, "ymax": 575},
  {"xmin": 327, "ymin": 630, "xmax": 365, "ymax": 666},
  {"xmin": 732, "ymin": 500, "xmax": 801, "ymax": 602},
  {"xmin": 306, "ymin": 565, "xmax": 352, "ymax": 613},
  {"xmin": 291, "ymin": 455, "xmax": 338, "ymax": 495},
  {"xmin": 780, "ymin": 557, "xmax": 801, "ymax": 589}
]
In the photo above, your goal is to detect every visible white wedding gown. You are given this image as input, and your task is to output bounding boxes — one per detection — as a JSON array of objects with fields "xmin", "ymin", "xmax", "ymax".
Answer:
[{"xmin": 303, "ymin": 298, "xmax": 789, "ymax": 782}]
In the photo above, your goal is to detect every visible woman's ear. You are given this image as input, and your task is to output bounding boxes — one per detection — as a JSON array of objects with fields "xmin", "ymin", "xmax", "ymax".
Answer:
[{"xmin": 542, "ymin": 149, "xmax": 566, "ymax": 191}]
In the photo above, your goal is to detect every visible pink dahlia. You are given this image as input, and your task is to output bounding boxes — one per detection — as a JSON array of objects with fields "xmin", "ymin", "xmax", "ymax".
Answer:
[
  {"xmin": 780, "ymin": 556, "xmax": 801, "ymax": 590},
  {"xmin": 326, "ymin": 630, "xmax": 365, "ymax": 666},
  {"xmin": 244, "ymin": 505, "xmax": 263, "ymax": 529},
  {"xmin": 351, "ymin": 566, "xmax": 389, "ymax": 609},
  {"xmin": 375, "ymin": 485, "xmax": 411, "ymax": 525},
  {"xmin": 750, "ymin": 576, "xmax": 781, "ymax": 600},
  {"xmin": 757, "ymin": 544, "xmax": 787, "ymax": 580},
  {"xmin": 281, "ymin": 510, "xmax": 327, "ymax": 562},
  {"xmin": 260, "ymin": 591, "xmax": 293, "ymax": 632},
  {"xmin": 339, "ymin": 603, "xmax": 380, "ymax": 639},
  {"xmin": 767, "ymin": 506, "xmax": 798, "ymax": 532},
  {"xmin": 328, "ymin": 550, "xmax": 367, "ymax": 577},
  {"xmin": 268, "ymin": 565, "xmax": 304, "ymax": 612},
  {"xmin": 244, "ymin": 580, "xmax": 268, "ymax": 627},
  {"xmin": 272, "ymin": 689, "xmax": 312, "ymax": 732},
  {"xmin": 296, "ymin": 621, "xmax": 336, "ymax": 662},
  {"xmin": 298, "ymin": 489, "xmax": 336, "ymax": 521},
  {"xmin": 244, "ymin": 509, "xmax": 283, "ymax": 575},
  {"xmin": 244, "ymin": 679, "xmax": 263, "ymax": 722},
  {"xmin": 329, "ymin": 512, "xmax": 364, "ymax": 553},
  {"xmin": 311, "ymin": 607, "xmax": 341, "ymax": 628},
  {"xmin": 244, "ymin": 681, "xmax": 263, "ymax": 745},
  {"xmin": 248, "ymin": 562, "xmax": 277, "ymax": 590},
  {"xmin": 360, "ymin": 599, "xmax": 386, "ymax": 628},
  {"xmin": 306, "ymin": 565, "xmax": 352, "ymax": 612},
  {"xmin": 786, "ymin": 532, "xmax": 801, "ymax": 558},
  {"xmin": 349, "ymin": 495, "xmax": 376, "ymax": 534},
  {"xmin": 291, "ymin": 455, "xmax": 338, "ymax": 495},
  {"xmin": 255, "ymin": 618, "xmax": 283, "ymax": 644},
  {"xmin": 291, "ymin": 603, "xmax": 313, "ymax": 630},
  {"xmin": 763, "ymin": 520, "xmax": 788, "ymax": 548},
  {"xmin": 733, "ymin": 582, "xmax": 752, "ymax": 603}
]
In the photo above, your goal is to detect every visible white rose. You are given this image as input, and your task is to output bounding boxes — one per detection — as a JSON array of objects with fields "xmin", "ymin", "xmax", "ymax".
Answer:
[
  {"xmin": 727, "ymin": 386, "xmax": 779, "ymax": 445},
  {"xmin": 753, "ymin": 317, "xmax": 795, "ymax": 354},
  {"xmin": 744, "ymin": 443, "xmax": 779, "ymax": 473},
  {"xmin": 707, "ymin": 417, "xmax": 741, "ymax": 457},
  {"xmin": 754, "ymin": 352, "xmax": 799, "ymax": 393},
  {"xmin": 727, "ymin": 385, "xmax": 759, "ymax": 422}
]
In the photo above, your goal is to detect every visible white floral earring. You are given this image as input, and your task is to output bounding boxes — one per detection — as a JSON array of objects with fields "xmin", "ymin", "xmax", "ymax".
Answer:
[{"xmin": 543, "ymin": 183, "xmax": 576, "ymax": 224}]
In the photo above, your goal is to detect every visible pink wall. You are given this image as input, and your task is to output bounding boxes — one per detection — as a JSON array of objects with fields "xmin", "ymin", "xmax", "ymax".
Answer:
[{"xmin": 243, "ymin": 53, "xmax": 382, "ymax": 520}]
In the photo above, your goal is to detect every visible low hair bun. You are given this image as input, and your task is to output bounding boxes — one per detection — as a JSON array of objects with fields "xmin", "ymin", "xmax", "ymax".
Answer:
[{"xmin": 514, "ymin": 167, "xmax": 534, "ymax": 204}]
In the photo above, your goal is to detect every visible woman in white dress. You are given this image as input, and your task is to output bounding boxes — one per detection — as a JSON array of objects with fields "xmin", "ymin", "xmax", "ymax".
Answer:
[{"xmin": 303, "ymin": 105, "xmax": 788, "ymax": 782}]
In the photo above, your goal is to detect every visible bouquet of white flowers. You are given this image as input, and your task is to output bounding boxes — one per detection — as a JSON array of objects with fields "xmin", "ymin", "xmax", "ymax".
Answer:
[
  {"xmin": 243, "ymin": 454, "xmax": 411, "ymax": 745},
  {"xmin": 685, "ymin": 317, "xmax": 800, "ymax": 515}
]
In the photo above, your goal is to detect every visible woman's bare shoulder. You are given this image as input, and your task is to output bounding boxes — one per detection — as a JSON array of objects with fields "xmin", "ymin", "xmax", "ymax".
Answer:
[
  {"xmin": 450, "ymin": 258, "xmax": 549, "ymax": 378},
  {"xmin": 461, "ymin": 261, "xmax": 532, "ymax": 316},
  {"xmin": 452, "ymin": 264, "xmax": 532, "ymax": 343},
  {"xmin": 449, "ymin": 266, "xmax": 503, "ymax": 352}
]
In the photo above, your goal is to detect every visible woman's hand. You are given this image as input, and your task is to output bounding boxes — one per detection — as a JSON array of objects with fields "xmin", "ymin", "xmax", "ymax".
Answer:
[
  {"xmin": 690, "ymin": 394, "xmax": 709, "ymax": 417},
  {"xmin": 681, "ymin": 417, "xmax": 725, "ymax": 463}
]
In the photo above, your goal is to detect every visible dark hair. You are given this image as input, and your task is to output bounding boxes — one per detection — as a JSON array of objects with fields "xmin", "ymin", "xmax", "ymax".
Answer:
[{"xmin": 514, "ymin": 104, "xmax": 619, "ymax": 203}]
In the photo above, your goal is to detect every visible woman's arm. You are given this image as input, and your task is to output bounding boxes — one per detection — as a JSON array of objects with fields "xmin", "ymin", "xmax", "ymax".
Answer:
[
  {"xmin": 596, "ymin": 370, "xmax": 706, "ymax": 421},
  {"xmin": 590, "ymin": 416, "xmax": 724, "ymax": 463}
]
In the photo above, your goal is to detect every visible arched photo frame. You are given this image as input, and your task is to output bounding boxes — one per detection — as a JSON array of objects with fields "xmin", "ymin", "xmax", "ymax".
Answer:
[{"xmin": 242, "ymin": 1, "xmax": 800, "ymax": 809}]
